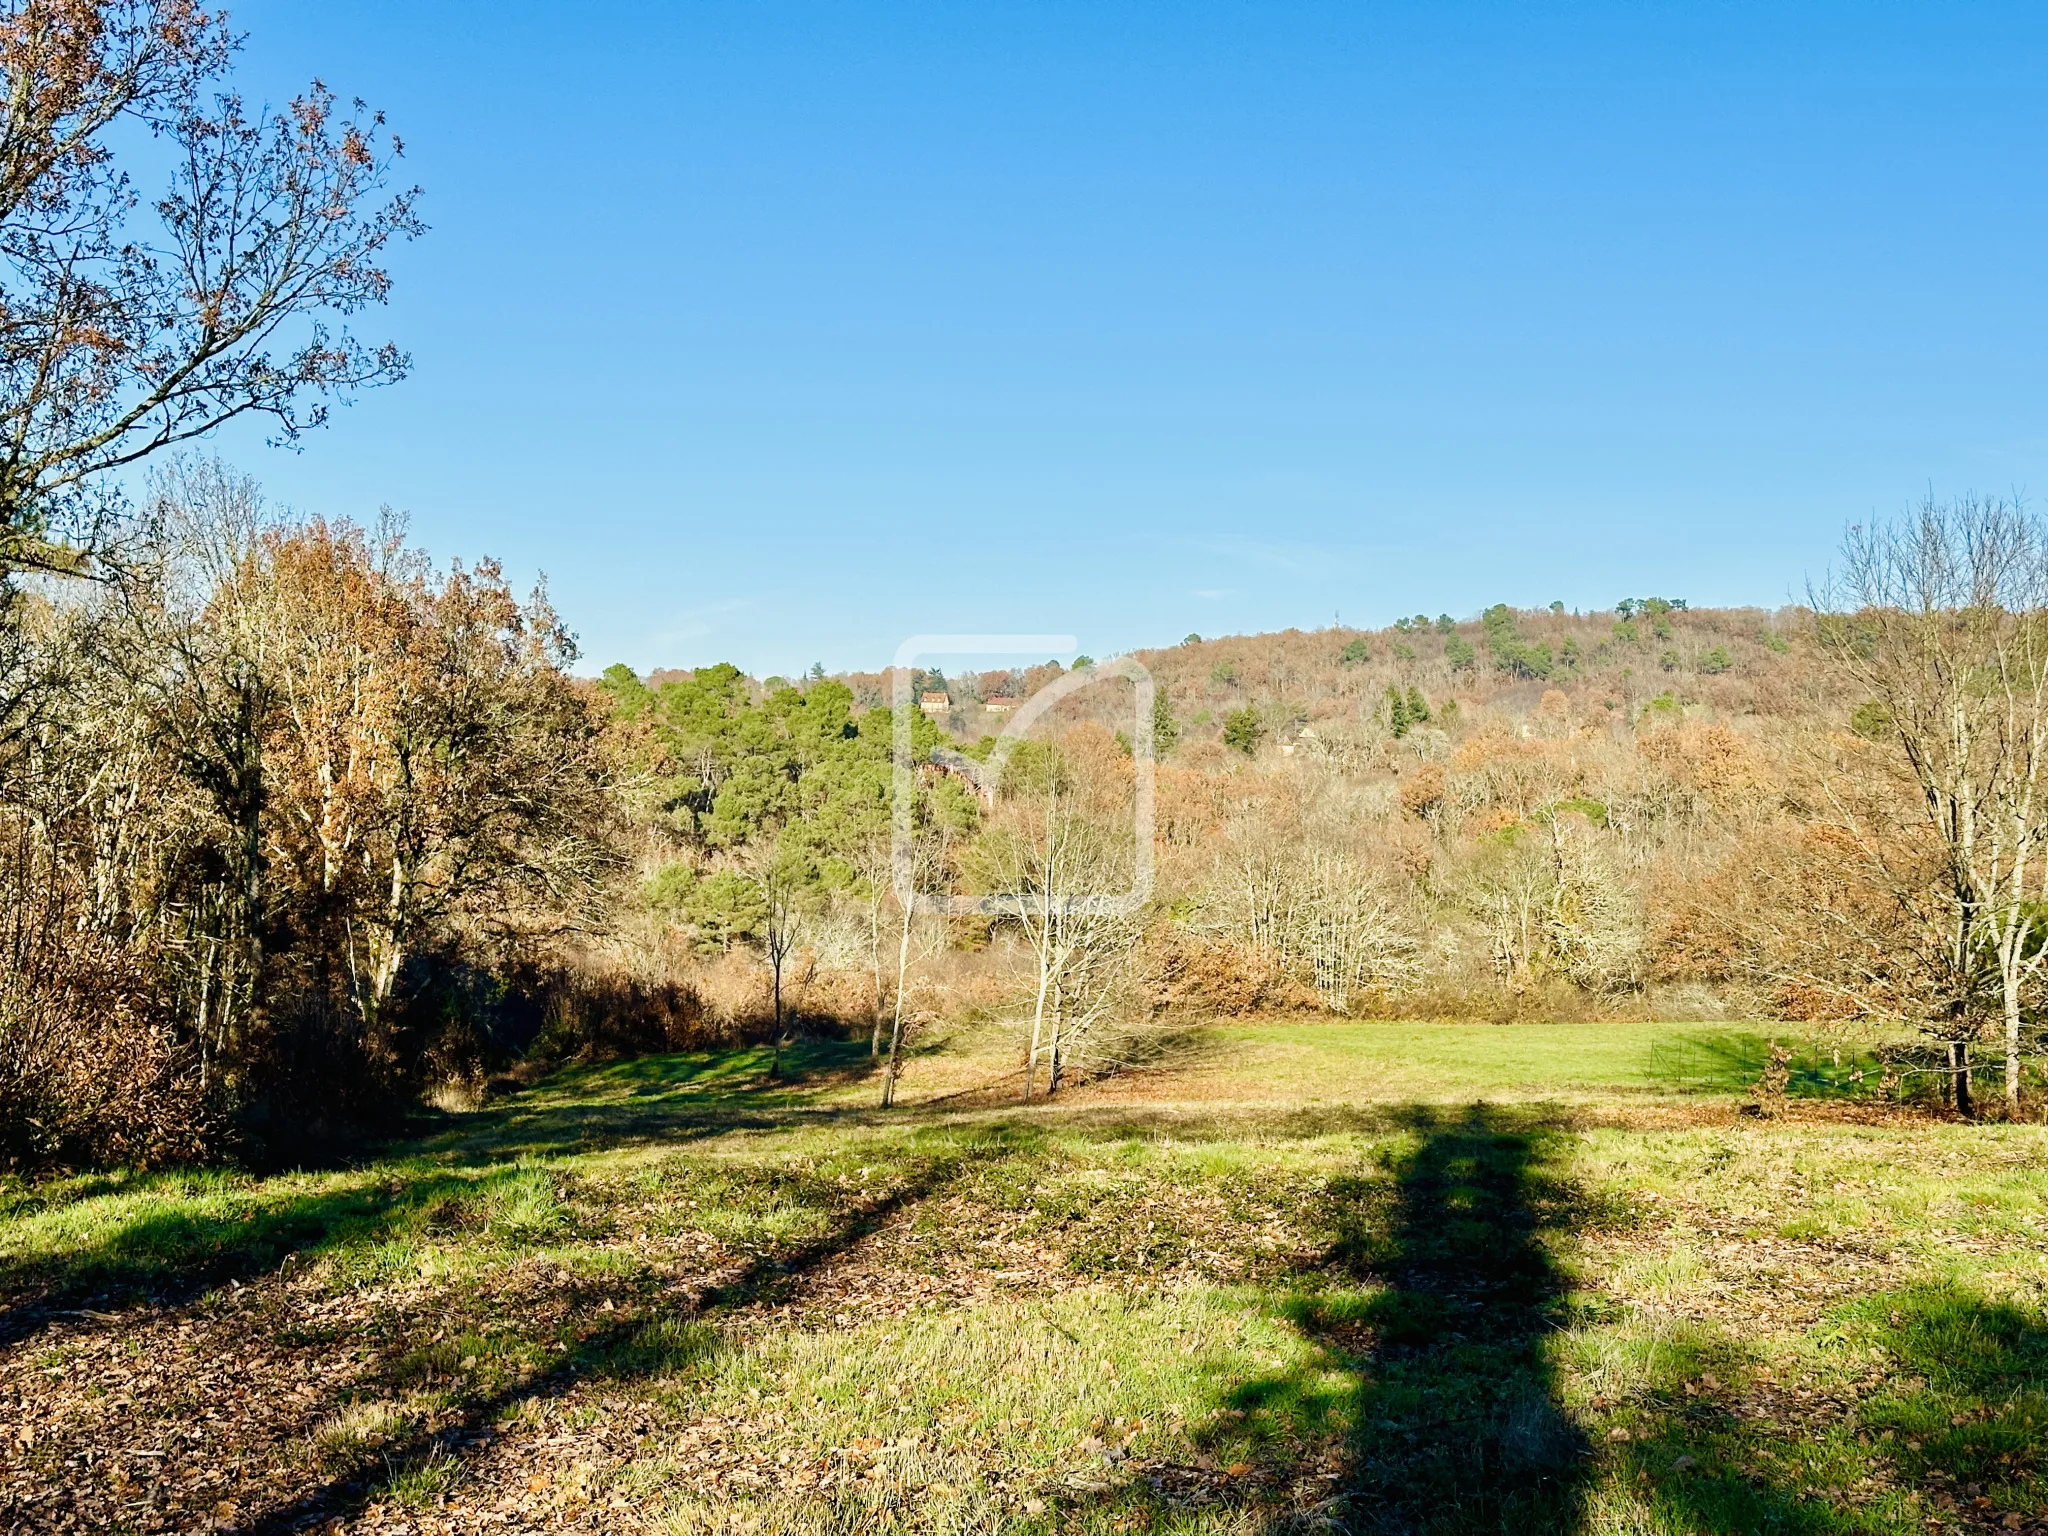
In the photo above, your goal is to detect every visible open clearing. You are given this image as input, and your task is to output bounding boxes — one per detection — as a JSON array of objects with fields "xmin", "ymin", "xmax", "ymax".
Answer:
[{"xmin": 2, "ymin": 1022, "xmax": 2045, "ymax": 1535}]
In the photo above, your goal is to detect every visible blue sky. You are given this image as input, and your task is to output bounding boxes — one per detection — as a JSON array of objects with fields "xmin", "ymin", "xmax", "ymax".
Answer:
[{"xmin": 210, "ymin": 1, "xmax": 2048, "ymax": 676}]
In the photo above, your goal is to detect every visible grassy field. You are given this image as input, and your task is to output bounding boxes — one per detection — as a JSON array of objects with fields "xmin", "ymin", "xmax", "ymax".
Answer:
[{"xmin": 1, "ymin": 1021, "xmax": 2045, "ymax": 1535}]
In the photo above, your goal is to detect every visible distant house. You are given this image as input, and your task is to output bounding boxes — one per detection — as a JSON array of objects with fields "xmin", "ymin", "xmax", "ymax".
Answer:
[
  {"xmin": 983, "ymin": 696, "xmax": 1019, "ymax": 714},
  {"xmin": 919, "ymin": 691, "xmax": 950, "ymax": 716},
  {"xmin": 1279, "ymin": 725, "xmax": 1323, "ymax": 758}
]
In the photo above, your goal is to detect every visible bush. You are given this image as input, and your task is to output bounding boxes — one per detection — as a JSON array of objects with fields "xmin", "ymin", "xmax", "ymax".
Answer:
[
  {"xmin": 0, "ymin": 928, "xmax": 216, "ymax": 1172},
  {"xmin": 529, "ymin": 965, "xmax": 716, "ymax": 1062}
]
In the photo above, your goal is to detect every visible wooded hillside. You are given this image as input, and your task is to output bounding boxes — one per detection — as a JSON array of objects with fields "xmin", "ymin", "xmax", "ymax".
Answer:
[{"xmin": 598, "ymin": 562, "xmax": 2034, "ymax": 1121}]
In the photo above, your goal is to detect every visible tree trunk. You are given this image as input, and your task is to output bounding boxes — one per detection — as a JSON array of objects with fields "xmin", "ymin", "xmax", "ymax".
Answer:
[
  {"xmin": 869, "ymin": 893, "xmax": 886, "ymax": 1058},
  {"xmin": 881, "ymin": 999, "xmax": 907, "ymax": 1109},
  {"xmin": 1951, "ymin": 1037, "xmax": 1973, "ymax": 1118},
  {"xmin": 882, "ymin": 897, "xmax": 915, "ymax": 1104},
  {"xmin": 1024, "ymin": 937, "xmax": 1051, "ymax": 1102},
  {"xmin": 1047, "ymin": 976, "xmax": 1065, "ymax": 1097},
  {"xmin": 768, "ymin": 943, "xmax": 786, "ymax": 1080},
  {"xmin": 2007, "ymin": 978, "xmax": 2024, "ymax": 1110}
]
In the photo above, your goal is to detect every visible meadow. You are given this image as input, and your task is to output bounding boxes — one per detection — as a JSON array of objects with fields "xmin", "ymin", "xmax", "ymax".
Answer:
[{"xmin": 1, "ymin": 1021, "xmax": 2044, "ymax": 1535}]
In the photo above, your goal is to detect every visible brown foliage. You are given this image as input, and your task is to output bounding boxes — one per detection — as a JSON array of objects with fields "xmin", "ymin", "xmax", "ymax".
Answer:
[
  {"xmin": 529, "ymin": 963, "xmax": 715, "ymax": 1061},
  {"xmin": 1636, "ymin": 720, "xmax": 1769, "ymax": 808},
  {"xmin": 1399, "ymin": 762, "xmax": 1447, "ymax": 819},
  {"xmin": 1147, "ymin": 929, "xmax": 1306, "ymax": 1015},
  {"xmin": 0, "ymin": 913, "xmax": 214, "ymax": 1171}
]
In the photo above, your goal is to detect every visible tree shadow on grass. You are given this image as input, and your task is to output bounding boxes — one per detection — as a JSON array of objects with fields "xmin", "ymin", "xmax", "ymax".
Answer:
[
  {"xmin": 0, "ymin": 1163, "xmax": 558, "ymax": 1346},
  {"xmin": 226, "ymin": 1144, "xmax": 978, "ymax": 1535},
  {"xmin": 1219, "ymin": 1106, "xmax": 2048, "ymax": 1535},
  {"xmin": 1289, "ymin": 1105, "xmax": 1594, "ymax": 1533},
  {"xmin": 1639, "ymin": 1031, "xmax": 1893, "ymax": 1103},
  {"xmin": 1609, "ymin": 1281, "xmax": 2048, "ymax": 1533},
  {"xmin": 422, "ymin": 1036, "xmax": 881, "ymax": 1159},
  {"xmin": 0, "ymin": 1039, "xmax": 879, "ymax": 1345}
]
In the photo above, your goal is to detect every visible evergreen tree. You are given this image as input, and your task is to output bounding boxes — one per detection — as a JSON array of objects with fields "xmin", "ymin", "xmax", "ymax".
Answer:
[
  {"xmin": 1222, "ymin": 705, "xmax": 1264, "ymax": 755},
  {"xmin": 1151, "ymin": 690, "xmax": 1181, "ymax": 754}
]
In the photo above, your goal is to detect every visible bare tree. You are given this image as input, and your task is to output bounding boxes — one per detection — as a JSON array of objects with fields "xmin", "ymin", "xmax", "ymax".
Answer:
[
  {"xmin": 878, "ymin": 897, "xmax": 945, "ymax": 1110},
  {"xmin": 1542, "ymin": 814, "xmax": 1644, "ymax": 993},
  {"xmin": 0, "ymin": 1, "xmax": 421, "ymax": 569},
  {"xmin": 744, "ymin": 836, "xmax": 818, "ymax": 1080},
  {"xmin": 1293, "ymin": 851, "xmax": 1419, "ymax": 1013},
  {"xmin": 114, "ymin": 459, "xmax": 274, "ymax": 1082},
  {"xmin": 876, "ymin": 769, "xmax": 968, "ymax": 1107},
  {"xmin": 1817, "ymin": 494, "xmax": 2048, "ymax": 1112},
  {"xmin": 977, "ymin": 741, "xmax": 1142, "ymax": 1100}
]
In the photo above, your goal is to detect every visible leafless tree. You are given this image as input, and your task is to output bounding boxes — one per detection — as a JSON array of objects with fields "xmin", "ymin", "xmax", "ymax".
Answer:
[
  {"xmin": 1816, "ymin": 493, "xmax": 2048, "ymax": 1111},
  {"xmin": 1293, "ymin": 850, "xmax": 1419, "ymax": 1013},
  {"xmin": 977, "ymin": 744, "xmax": 1142, "ymax": 1100},
  {"xmin": 744, "ymin": 836, "xmax": 818, "ymax": 1081}
]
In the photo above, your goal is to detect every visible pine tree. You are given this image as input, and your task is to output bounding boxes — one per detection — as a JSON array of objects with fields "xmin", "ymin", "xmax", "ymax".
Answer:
[{"xmin": 1151, "ymin": 691, "xmax": 1181, "ymax": 754}]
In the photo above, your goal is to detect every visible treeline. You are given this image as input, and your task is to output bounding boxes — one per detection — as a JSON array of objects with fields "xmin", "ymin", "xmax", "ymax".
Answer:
[
  {"xmin": 607, "ymin": 514, "xmax": 2048, "ymax": 1120},
  {"xmin": 0, "ymin": 465, "xmax": 613, "ymax": 1168},
  {"xmin": 604, "ymin": 620, "xmax": 1770, "ymax": 1079}
]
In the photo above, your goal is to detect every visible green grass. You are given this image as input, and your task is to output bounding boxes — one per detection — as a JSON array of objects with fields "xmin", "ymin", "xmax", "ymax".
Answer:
[
  {"xmin": 3, "ymin": 1020, "xmax": 2045, "ymax": 1534},
  {"xmin": 1180, "ymin": 1020, "xmax": 1900, "ymax": 1103}
]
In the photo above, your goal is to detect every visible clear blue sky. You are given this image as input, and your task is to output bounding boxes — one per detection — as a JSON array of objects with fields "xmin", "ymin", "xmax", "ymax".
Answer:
[{"xmin": 211, "ymin": 1, "xmax": 2048, "ymax": 676}]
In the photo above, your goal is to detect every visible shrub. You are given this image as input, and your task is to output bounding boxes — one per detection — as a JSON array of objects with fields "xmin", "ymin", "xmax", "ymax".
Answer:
[
  {"xmin": 528, "ymin": 965, "xmax": 717, "ymax": 1061},
  {"xmin": 1850, "ymin": 698, "xmax": 1891, "ymax": 740},
  {"xmin": 0, "ymin": 924, "xmax": 216, "ymax": 1172}
]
